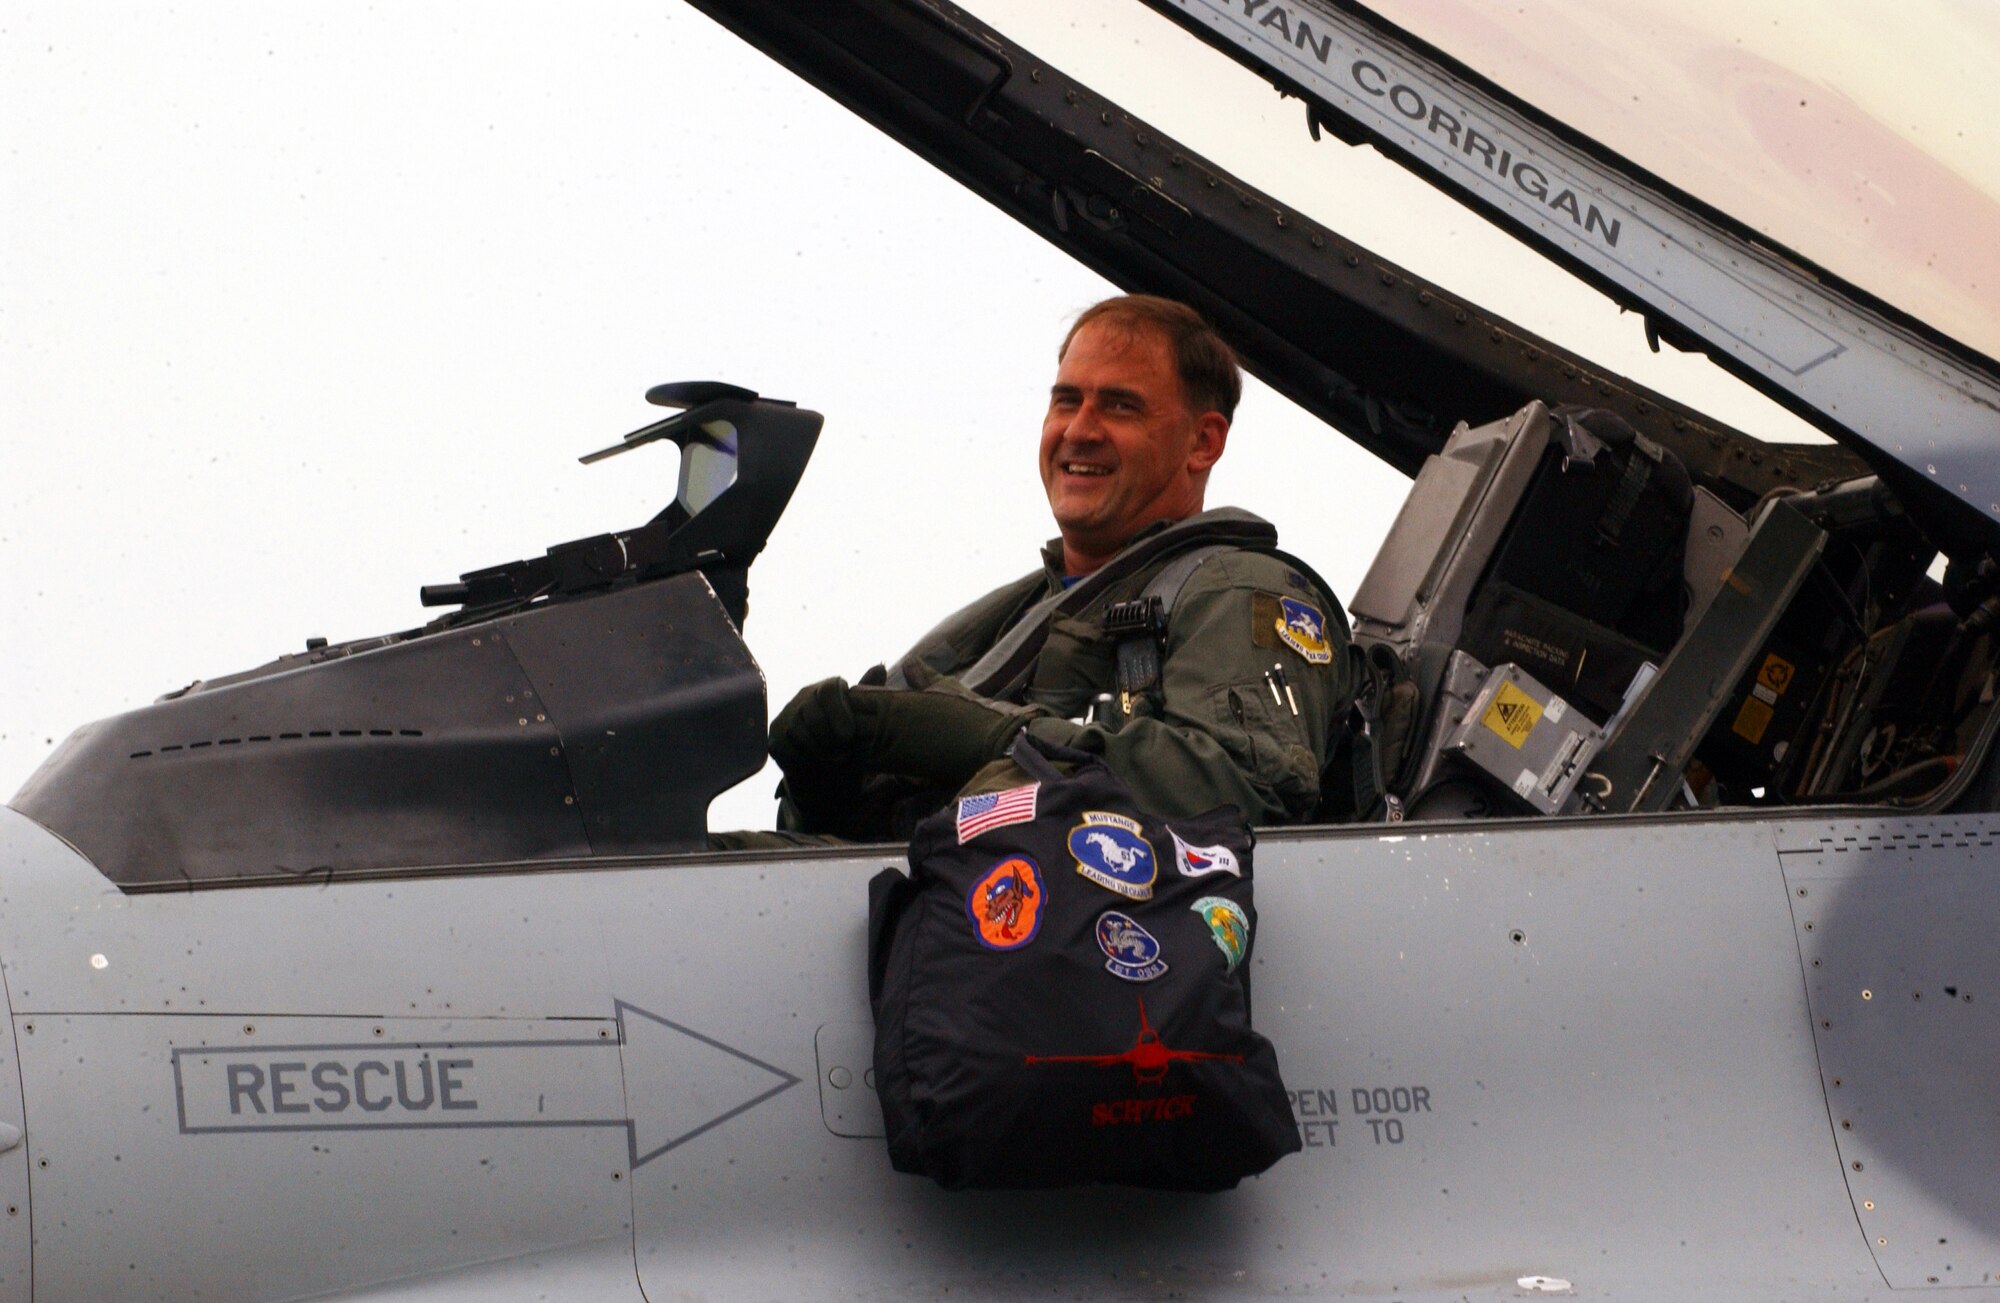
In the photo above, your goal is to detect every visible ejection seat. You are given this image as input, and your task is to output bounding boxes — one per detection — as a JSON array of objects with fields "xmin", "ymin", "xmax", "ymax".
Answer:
[{"xmin": 1347, "ymin": 400, "xmax": 1752, "ymax": 819}]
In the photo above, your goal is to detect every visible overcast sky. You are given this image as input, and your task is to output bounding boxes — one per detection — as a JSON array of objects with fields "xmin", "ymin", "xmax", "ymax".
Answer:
[{"xmin": 1, "ymin": 3, "xmax": 1831, "ymax": 832}]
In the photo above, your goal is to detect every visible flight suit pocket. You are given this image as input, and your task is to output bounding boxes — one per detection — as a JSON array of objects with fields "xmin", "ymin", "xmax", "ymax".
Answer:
[
  {"xmin": 1029, "ymin": 616, "xmax": 1120, "ymax": 720},
  {"xmin": 1209, "ymin": 680, "xmax": 1320, "ymax": 816}
]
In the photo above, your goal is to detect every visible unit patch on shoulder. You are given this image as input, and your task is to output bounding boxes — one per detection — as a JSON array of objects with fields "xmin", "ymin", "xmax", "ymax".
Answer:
[
  {"xmin": 1068, "ymin": 811, "xmax": 1157, "ymax": 900},
  {"xmin": 1274, "ymin": 596, "xmax": 1333, "ymax": 664},
  {"xmin": 1170, "ymin": 828, "xmax": 1242, "ymax": 879},
  {"xmin": 968, "ymin": 855, "xmax": 1045, "ymax": 951},
  {"xmin": 1095, "ymin": 910, "xmax": 1169, "ymax": 981},
  {"xmin": 1191, "ymin": 895, "xmax": 1250, "ymax": 971}
]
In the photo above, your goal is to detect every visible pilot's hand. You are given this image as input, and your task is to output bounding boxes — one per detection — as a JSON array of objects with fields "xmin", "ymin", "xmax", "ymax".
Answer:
[
  {"xmin": 844, "ymin": 681, "xmax": 1034, "ymax": 786},
  {"xmin": 769, "ymin": 676, "xmax": 865, "ymax": 772},
  {"xmin": 770, "ymin": 676, "xmax": 1033, "ymax": 787}
]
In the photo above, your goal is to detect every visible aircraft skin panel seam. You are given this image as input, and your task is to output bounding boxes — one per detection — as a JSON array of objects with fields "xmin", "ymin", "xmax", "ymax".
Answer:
[
  {"xmin": 0, "ymin": 986, "xmax": 29, "ymax": 1302},
  {"xmin": 1770, "ymin": 823, "xmax": 1888, "ymax": 1290}
]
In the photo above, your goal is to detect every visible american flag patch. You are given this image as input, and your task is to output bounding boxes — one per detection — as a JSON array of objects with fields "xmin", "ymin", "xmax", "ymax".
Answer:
[{"xmin": 955, "ymin": 782, "xmax": 1040, "ymax": 844}]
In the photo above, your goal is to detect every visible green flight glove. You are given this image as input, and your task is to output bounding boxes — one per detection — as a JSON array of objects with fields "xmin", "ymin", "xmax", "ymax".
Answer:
[{"xmin": 769, "ymin": 675, "xmax": 1035, "ymax": 787}]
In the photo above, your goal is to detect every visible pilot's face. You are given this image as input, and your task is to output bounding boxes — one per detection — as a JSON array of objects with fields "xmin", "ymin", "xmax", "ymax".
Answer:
[{"xmin": 1040, "ymin": 319, "xmax": 1228, "ymax": 574}]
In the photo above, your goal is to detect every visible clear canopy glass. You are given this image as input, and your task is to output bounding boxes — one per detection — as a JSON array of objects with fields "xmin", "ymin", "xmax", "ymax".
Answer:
[{"xmin": 1336, "ymin": 0, "xmax": 2000, "ymax": 364}]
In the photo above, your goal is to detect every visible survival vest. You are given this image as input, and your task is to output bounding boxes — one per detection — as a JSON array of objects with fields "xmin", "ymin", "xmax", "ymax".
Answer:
[{"xmin": 867, "ymin": 734, "xmax": 1301, "ymax": 1191}]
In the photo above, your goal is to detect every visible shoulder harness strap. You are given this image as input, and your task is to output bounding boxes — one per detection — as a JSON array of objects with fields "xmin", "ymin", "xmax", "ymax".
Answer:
[{"xmin": 955, "ymin": 515, "xmax": 1278, "ymax": 702}]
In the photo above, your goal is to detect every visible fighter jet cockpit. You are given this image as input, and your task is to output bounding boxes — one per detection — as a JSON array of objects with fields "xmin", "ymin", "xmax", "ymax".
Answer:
[{"xmin": 13, "ymin": 0, "xmax": 2000, "ymax": 894}]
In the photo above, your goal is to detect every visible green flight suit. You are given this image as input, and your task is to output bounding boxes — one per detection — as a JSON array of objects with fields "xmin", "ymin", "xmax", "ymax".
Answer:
[{"xmin": 913, "ymin": 507, "xmax": 1351, "ymax": 826}]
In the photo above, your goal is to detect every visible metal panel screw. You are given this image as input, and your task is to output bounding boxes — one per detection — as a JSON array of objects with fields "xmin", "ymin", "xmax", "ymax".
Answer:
[
  {"xmin": 1853, "ymin": 1161, "xmax": 1864, "ymax": 1171},
  {"xmin": 1861, "ymin": 989, "xmax": 1873, "ymax": 1000},
  {"xmin": 1863, "ymin": 1200, "xmax": 1873, "ymax": 1209}
]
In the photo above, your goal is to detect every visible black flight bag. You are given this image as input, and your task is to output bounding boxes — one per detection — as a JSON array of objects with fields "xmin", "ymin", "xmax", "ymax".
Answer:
[{"xmin": 867, "ymin": 734, "xmax": 1300, "ymax": 1191}]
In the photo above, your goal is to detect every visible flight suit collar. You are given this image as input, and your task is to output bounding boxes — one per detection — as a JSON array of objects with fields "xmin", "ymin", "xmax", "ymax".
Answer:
[{"xmin": 1039, "ymin": 506, "xmax": 1274, "ymax": 589}]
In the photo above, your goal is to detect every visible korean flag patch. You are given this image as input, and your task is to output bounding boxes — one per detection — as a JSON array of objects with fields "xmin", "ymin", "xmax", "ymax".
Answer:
[{"xmin": 1170, "ymin": 828, "xmax": 1242, "ymax": 879}]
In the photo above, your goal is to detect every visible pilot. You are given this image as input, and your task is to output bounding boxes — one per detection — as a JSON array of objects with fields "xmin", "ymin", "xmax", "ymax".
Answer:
[{"xmin": 749, "ymin": 294, "xmax": 1354, "ymax": 843}]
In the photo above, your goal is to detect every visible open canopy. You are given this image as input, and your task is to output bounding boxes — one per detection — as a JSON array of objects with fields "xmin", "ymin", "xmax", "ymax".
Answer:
[{"xmin": 687, "ymin": 0, "xmax": 1998, "ymax": 551}]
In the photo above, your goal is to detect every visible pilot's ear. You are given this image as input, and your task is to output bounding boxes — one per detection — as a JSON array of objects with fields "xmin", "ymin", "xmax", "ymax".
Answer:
[{"xmin": 1188, "ymin": 411, "xmax": 1228, "ymax": 473}]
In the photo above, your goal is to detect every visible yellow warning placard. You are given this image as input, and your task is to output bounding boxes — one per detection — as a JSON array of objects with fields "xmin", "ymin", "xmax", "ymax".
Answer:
[
  {"xmin": 1732, "ymin": 695, "xmax": 1775, "ymax": 745},
  {"xmin": 1482, "ymin": 680, "xmax": 1543, "ymax": 749},
  {"xmin": 1756, "ymin": 653, "xmax": 1796, "ymax": 696}
]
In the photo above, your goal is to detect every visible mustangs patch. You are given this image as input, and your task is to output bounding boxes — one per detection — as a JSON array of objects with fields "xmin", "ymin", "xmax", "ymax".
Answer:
[
  {"xmin": 967, "ymin": 855, "xmax": 1045, "ymax": 951},
  {"xmin": 1095, "ymin": 910, "xmax": 1169, "ymax": 982},
  {"xmin": 1274, "ymin": 595, "xmax": 1333, "ymax": 664},
  {"xmin": 1191, "ymin": 895, "xmax": 1250, "ymax": 971},
  {"xmin": 1068, "ymin": 811, "xmax": 1156, "ymax": 900},
  {"xmin": 1169, "ymin": 828, "xmax": 1242, "ymax": 879}
]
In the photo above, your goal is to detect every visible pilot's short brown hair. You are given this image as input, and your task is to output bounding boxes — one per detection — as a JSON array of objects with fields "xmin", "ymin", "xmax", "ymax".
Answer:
[{"xmin": 1060, "ymin": 294, "xmax": 1242, "ymax": 422}]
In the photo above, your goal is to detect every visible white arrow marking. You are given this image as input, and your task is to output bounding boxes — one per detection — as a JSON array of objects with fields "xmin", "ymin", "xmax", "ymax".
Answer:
[{"xmin": 170, "ymin": 999, "xmax": 800, "ymax": 1169}]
